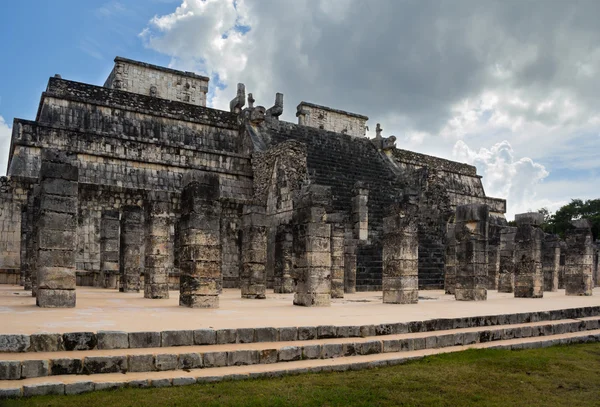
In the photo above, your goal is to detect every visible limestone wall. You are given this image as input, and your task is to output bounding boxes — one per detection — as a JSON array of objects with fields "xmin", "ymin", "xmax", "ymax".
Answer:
[
  {"xmin": 104, "ymin": 57, "xmax": 209, "ymax": 106},
  {"xmin": 296, "ymin": 102, "xmax": 368, "ymax": 138}
]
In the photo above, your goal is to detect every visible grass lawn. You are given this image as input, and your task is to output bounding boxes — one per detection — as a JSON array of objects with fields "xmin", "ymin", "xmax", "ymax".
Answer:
[{"xmin": 4, "ymin": 343, "xmax": 600, "ymax": 407}]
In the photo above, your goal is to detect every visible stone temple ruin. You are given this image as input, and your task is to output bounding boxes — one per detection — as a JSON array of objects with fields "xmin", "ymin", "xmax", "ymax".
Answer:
[{"xmin": 0, "ymin": 56, "xmax": 599, "ymax": 308}]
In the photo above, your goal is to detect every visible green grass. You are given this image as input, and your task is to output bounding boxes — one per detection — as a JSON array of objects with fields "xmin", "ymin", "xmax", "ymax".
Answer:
[{"xmin": 4, "ymin": 343, "xmax": 600, "ymax": 407}]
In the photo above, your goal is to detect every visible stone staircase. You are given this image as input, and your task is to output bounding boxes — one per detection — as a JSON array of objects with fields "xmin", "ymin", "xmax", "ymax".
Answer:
[{"xmin": 2, "ymin": 306, "xmax": 600, "ymax": 399}]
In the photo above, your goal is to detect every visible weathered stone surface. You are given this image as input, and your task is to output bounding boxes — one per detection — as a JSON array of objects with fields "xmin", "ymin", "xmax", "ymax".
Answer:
[
  {"xmin": 279, "ymin": 327, "xmax": 298, "ymax": 342},
  {"xmin": 0, "ymin": 361, "xmax": 21, "ymax": 380},
  {"xmin": 194, "ymin": 329, "xmax": 217, "ymax": 345},
  {"xmin": 322, "ymin": 343, "xmax": 343, "ymax": 358},
  {"xmin": 173, "ymin": 377, "xmax": 196, "ymax": 386},
  {"xmin": 178, "ymin": 353, "xmax": 203, "ymax": 369},
  {"xmin": 50, "ymin": 358, "xmax": 82, "ymax": 375},
  {"xmin": 0, "ymin": 387, "xmax": 22, "ymax": 399},
  {"xmin": 278, "ymin": 346, "xmax": 302, "ymax": 361},
  {"xmin": 216, "ymin": 329, "xmax": 237, "ymax": 344},
  {"xmin": 97, "ymin": 331, "xmax": 129, "ymax": 350},
  {"xmin": 302, "ymin": 344, "xmax": 322, "ymax": 359},
  {"xmin": 83, "ymin": 356, "xmax": 127, "ymax": 374},
  {"xmin": 65, "ymin": 381, "xmax": 94, "ymax": 395},
  {"xmin": 29, "ymin": 333, "xmax": 63, "ymax": 352},
  {"xmin": 203, "ymin": 351, "xmax": 227, "ymax": 368},
  {"xmin": 514, "ymin": 214, "xmax": 544, "ymax": 298},
  {"xmin": 454, "ymin": 204, "xmax": 488, "ymax": 301},
  {"xmin": 161, "ymin": 330, "xmax": 194, "ymax": 347},
  {"xmin": 0, "ymin": 334, "xmax": 30, "ymax": 353},
  {"xmin": 259, "ymin": 349, "xmax": 278, "ymax": 364},
  {"xmin": 298, "ymin": 326, "xmax": 317, "ymax": 341},
  {"xmin": 564, "ymin": 220, "xmax": 594, "ymax": 296},
  {"xmin": 255, "ymin": 327, "xmax": 278, "ymax": 342},
  {"xmin": 62, "ymin": 332, "xmax": 97, "ymax": 351},
  {"xmin": 21, "ymin": 360, "xmax": 49, "ymax": 379},
  {"xmin": 128, "ymin": 354, "xmax": 155, "ymax": 372},
  {"xmin": 95, "ymin": 382, "xmax": 125, "ymax": 391},
  {"xmin": 23, "ymin": 383, "xmax": 65, "ymax": 397},
  {"xmin": 128, "ymin": 331, "xmax": 161, "ymax": 348},
  {"xmin": 227, "ymin": 350, "xmax": 259, "ymax": 366},
  {"xmin": 155, "ymin": 354, "xmax": 178, "ymax": 371},
  {"xmin": 236, "ymin": 328, "xmax": 254, "ymax": 343}
]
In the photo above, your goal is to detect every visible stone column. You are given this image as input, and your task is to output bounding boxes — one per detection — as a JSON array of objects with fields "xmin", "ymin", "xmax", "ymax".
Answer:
[
  {"xmin": 564, "ymin": 219, "xmax": 594, "ymax": 296},
  {"xmin": 514, "ymin": 213, "xmax": 544, "ymax": 298},
  {"xmin": 487, "ymin": 218, "xmax": 502, "ymax": 290},
  {"xmin": 241, "ymin": 205, "xmax": 268, "ymax": 299},
  {"xmin": 352, "ymin": 182, "xmax": 369, "ymax": 242},
  {"xmin": 594, "ymin": 242, "xmax": 600, "ymax": 287},
  {"xmin": 144, "ymin": 192, "xmax": 172, "ymax": 299},
  {"xmin": 36, "ymin": 151, "xmax": 78, "ymax": 308},
  {"xmin": 382, "ymin": 206, "xmax": 419, "ymax": 304},
  {"xmin": 179, "ymin": 174, "xmax": 221, "ymax": 308},
  {"xmin": 344, "ymin": 225, "xmax": 357, "ymax": 294},
  {"xmin": 20, "ymin": 197, "xmax": 34, "ymax": 291},
  {"xmin": 274, "ymin": 223, "xmax": 294, "ymax": 293},
  {"xmin": 542, "ymin": 234, "xmax": 561, "ymax": 292},
  {"xmin": 444, "ymin": 223, "xmax": 456, "ymax": 295},
  {"xmin": 498, "ymin": 226, "xmax": 516, "ymax": 293},
  {"xmin": 293, "ymin": 184, "xmax": 332, "ymax": 307},
  {"xmin": 119, "ymin": 206, "xmax": 143, "ymax": 292},
  {"xmin": 100, "ymin": 210, "xmax": 120, "ymax": 289},
  {"xmin": 29, "ymin": 185, "xmax": 41, "ymax": 297},
  {"xmin": 454, "ymin": 204, "xmax": 488, "ymax": 301},
  {"xmin": 328, "ymin": 213, "xmax": 346, "ymax": 299}
]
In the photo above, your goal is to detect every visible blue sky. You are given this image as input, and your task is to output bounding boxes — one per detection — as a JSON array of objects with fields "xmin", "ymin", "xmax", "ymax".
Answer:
[{"xmin": 0, "ymin": 0, "xmax": 598, "ymax": 219}]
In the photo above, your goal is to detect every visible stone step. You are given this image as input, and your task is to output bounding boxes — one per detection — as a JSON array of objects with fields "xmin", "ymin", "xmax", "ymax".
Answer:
[
  {"xmin": 3, "ymin": 305, "xmax": 599, "ymax": 353},
  {"xmin": 1, "ymin": 317, "xmax": 598, "ymax": 380},
  {"xmin": 2, "ymin": 329, "xmax": 599, "ymax": 399}
]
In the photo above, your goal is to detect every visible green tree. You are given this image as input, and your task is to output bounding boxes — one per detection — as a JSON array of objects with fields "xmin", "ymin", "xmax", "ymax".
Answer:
[{"xmin": 543, "ymin": 199, "xmax": 600, "ymax": 240}]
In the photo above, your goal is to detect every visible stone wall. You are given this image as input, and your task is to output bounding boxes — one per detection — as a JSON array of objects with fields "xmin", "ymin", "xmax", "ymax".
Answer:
[
  {"xmin": 296, "ymin": 102, "xmax": 368, "ymax": 138},
  {"xmin": 104, "ymin": 57, "xmax": 209, "ymax": 107}
]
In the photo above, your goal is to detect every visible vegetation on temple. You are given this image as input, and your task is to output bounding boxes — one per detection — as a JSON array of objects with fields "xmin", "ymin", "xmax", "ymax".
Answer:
[{"xmin": 538, "ymin": 199, "xmax": 600, "ymax": 240}]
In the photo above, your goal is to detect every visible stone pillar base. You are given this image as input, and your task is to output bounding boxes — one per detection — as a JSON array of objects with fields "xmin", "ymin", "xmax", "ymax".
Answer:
[
  {"xmin": 144, "ymin": 284, "xmax": 169, "ymax": 299},
  {"xmin": 565, "ymin": 275, "xmax": 593, "ymax": 296},
  {"xmin": 498, "ymin": 275, "xmax": 514, "ymax": 293},
  {"xmin": 293, "ymin": 293, "xmax": 331, "ymax": 307},
  {"xmin": 241, "ymin": 284, "xmax": 266, "ymax": 299},
  {"xmin": 514, "ymin": 275, "xmax": 543, "ymax": 298},
  {"xmin": 180, "ymin": 295, "xmax": 219, "ymax": 308},
  {"xmin": 455, "ymin": 288, "xmax": 487, "ymax": 301},
  {"xmin": 36, "ymin": 289, "xmax": 76, "ymax": 308},
  {"xmin": 383, "ymin": 289, "xmax": 418, "ymax": 304},
  {"xmin": 274, "ymin": 278, "xmax": 295, "ymax": 294},
  {"xmin": 331, "ymin": 282, "xmax": 344, "ymax": 298}
]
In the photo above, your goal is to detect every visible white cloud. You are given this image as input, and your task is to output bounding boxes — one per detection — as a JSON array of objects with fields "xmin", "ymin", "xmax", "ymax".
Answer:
[
  {"xmin": 453, "ymin": 140, "xmax": 549, "ymax": 219},
  {"xmin": 0, "ymin": 116, "xmax": 12, "ymax": 176}
]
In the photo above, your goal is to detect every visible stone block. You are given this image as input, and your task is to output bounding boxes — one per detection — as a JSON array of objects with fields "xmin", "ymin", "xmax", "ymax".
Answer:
[
  {"xmin": 178, "ymin": 353, "xmax": 203, "ymax": 369},
  {"xmin": 298, "ymin": 326, "xmax": 317, "ymax": 340},
  {"xmin": 317, "ymin": 325, "xmax": 336, "ymax": 338},
  {"xmin": 360, "ymin": 325, "xmax": 376, "ymax": 337},
  {"xmin": 29, "ymin": 333, "xmax": 63, "ymax": 352},
  {"xmin": 359, "ymin": 340, "xmax": 382, "ymax": 355},
  {"xmin": 65, "ymin": 381, "xmax": 94, "ymax": 395},
  {"xmin": 128, "ymin": 380, "xmax": 150, "ymax": 388},
  {"xmin": 322, "ymin": 343, "xmax": 343, "ymax": 358},
  {"xmin": 228, "ymin": 350, "xmax": 259, "ymax": 366},
  {"xmin": 216, "ymin": 329, "xmax": 237, "ymax": 344},
  {"xmin": 128, "ymin": 354, "xmax": 155, "ymax": 372},
  {"xmin": 155, "ymin": 354, "xmax": 178, "ymax": 371},
  {"xmin": 203, "ymin": 351, "xmax": 227, "ymax": 368},
  {"xmin": 343, "ymin": 343, "xmax": 358, "ymax": 356},
  {"xmin": 0, "ymin": 361, "xmax": 20, "ymax": 380},
  {"xmin": 0, "ymin": 334, "xmax": 30, "ymax": 352},
  {"xmin": 194, "ymin": 329, "xmax": 217, "ymax": 345},
  {"xmin": 0, "ymin": 387, "xmax": 21, "ymax": 399},
  {"xmin": 37, "ymin": 289, "xmax": 76, "ymax": 307},
  {"xmin": 255, "ymin": 327, "xmax": 278, "ymax": 342},
  {"xmin": 278, "ymin": 346, "xmax": 302, "ymax": 361},
  {"xmin": 259, "ymin": 349, "xmax": 278, "ymax": 364},
  {"xmin": 515, "ymin": 213, "xmax": 545, "ymax": 226},
  {"xmin": 21, "ymin": 359, "xmax": 49, "ymax": 378},
  {"xmin": 23, "ymin": 383, "xmax": 64, "ymax": 397},
  {"xmin": 383, "ymin": 339, "xmax": 401, "ymax": 353},
  {"xmin": 161, "ymin": 330, "xmax": 194, "ymax": 347},
  {"xmin": 83, "ymin": 356, "xmax": 127, "ymax": 374},
  {"xmin": 173, "ymin": 377, "xmax": 196, "ymax": 386},
  {"xmin": 50, "ymin": 358, "xmax": 82, "ymax": 375},
  {"xmin": 97, "ymin": 331, "xmax": 129, "ymax": 350},
  {"xmin": 302, "ymin": 344, "xmax": 322, "ymax": 359},
  {"xmin": 95, "ymin": 382, "xmax": 125, "ymax": 391},
  {"xmin": 236, "ymin": 328, "xmax": 254, "ymax": 343},
  {"xmin": 62, "ymin": 332, "xmax": 97, "ymax": 351},
  {"xmin": 128, "ymin": 331, "xmax": 161, "ymax": 348},
  {"xmin": 279, "ymin": 327, "xmax": 298, "ymax": 342}
]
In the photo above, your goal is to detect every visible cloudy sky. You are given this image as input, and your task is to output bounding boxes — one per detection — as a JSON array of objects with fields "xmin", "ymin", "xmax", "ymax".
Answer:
[{"xmin": 1, "ymin": 0, "xmax": 599, "ymax": 219}]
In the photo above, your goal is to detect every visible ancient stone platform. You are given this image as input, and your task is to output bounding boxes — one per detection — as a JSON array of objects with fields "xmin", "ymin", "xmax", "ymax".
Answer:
[{"xmin": 1, "ymin": 285, "xmax": 600, "ymax": 335}]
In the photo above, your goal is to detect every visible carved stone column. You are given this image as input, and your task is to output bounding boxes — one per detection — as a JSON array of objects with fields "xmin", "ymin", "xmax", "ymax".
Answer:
[
  {"xmin": 382, "ymin": 205, "xmax": 419, "ymax": 304},
  {"xmin": 241, "ymin": 205, "xmax": 268, "ymax": 299},
  {"xmin": 36, "ymin": 150, "xmax": 78, "ymax": 308},
  {"xmin": 144, "ymin": 192, "xmax": 172, "ymax": 299},
  {"xmin": 564, "ymin": 219, "xmax": 594, "ymax": 296},
  {"xmin": 119, "ymin": 206, "xmax": 143, "ymax": 292},
  {"xmin": 293, "ymin": 184, "xmax": 332, "ymax": 307},
  {"xmin": 514, "ymin": 213, "xmax": 544, "ymax": 298},
  {"xmin": 542, "ymin": 234, "xmax": 561, "ymax": 292},
  {"xmin": 487, "ymin": 218, "xmax": 502, "ymax": 290},
  {"xmin": 352, "ymin": 182, "xmax": 369, "ymax": 242},
  {"xmin": 444, "ymin": 223, "xmax": 456, "ymax": 295},
  {"xmin": 498, "ymin": 226, "xmax": 516, "ymax": 293},
  {"xmin": 343, "ymin": 225, "xmax": 357, "ymax": 294},
  {"xmin": 179, "ymin": 174, "xmax": 221, "ymax": 308},
  {"xmin": 328, "ymin": 213, "xmax": 346, "ymax": 299},
  {"xmin": 274, "ymin": 223, "xmax": 294, "ymax": 293},
  {"xmin": 454, "ymin": 204, "xmax": 488, "ymax": 301},
  {"xmin": 100, "ymin": 210, "xmax": 120, "ymax": 289}
]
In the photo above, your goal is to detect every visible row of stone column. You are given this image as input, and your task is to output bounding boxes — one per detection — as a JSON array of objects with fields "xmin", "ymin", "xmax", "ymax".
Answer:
[{"xmin": 444, "ymin": 205, "xmax": 595, "ymax": 300}]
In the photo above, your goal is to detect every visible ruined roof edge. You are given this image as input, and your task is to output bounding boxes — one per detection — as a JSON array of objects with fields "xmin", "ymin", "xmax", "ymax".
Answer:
[
  {"xmin": 297, "ymin": 101, "xmax": 369, "ymax": 120},
  {"xmin": 114, "ymin": 56, "xmax": 210, "ymax": 82}
]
